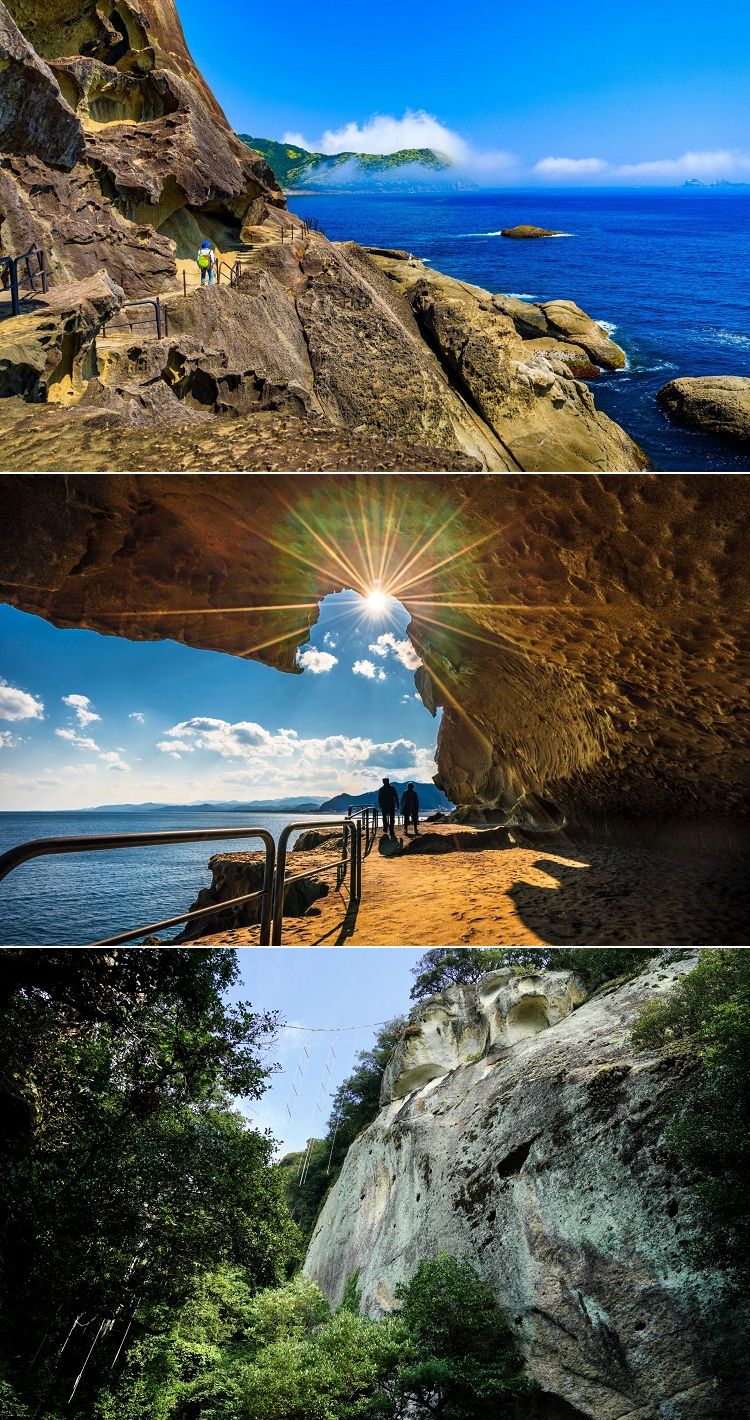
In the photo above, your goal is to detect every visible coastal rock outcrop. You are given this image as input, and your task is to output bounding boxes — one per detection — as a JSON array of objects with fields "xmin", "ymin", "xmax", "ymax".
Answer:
[
  {"xmin": 178, "ymin": 845, "xmax": 332, "ymax": 940},
  {"xmin": 657, "ymin": 376, "xmax": 750, "ymax": 445},
  {"xmin": 1, "ymin": 0, "xmax": 646, "ymax": 470},
  {"xmin": 0, "ymin": 473, "xmax": 747, "ymax": 825},
  {"xmin": 0, "ymin": 0, "xmax": 283, "ymax": 295},
  {"xmin": 501, "ymin": 224, "xmax": 566, "ymax": 238},
  {"xmin": 305, "ymin": 956, "xmax": 735, "ymax": 1418}
]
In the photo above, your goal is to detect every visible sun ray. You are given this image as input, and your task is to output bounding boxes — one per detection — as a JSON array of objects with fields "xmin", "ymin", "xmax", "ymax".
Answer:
[
  {"xmin": 271, "ymin": 491, "xmax": 370, "ymax": 595},
  {"xmin": 409, "ymin": 609, "xmax": 533, "ymax": 659},
  {"xmin": 383, "ymin": 500, "xmax": 467, "ymax": 593},
  {"xmin": 416, "ymin": 655, "xmax": 495, "ymax": 756},
  {"xmin": 102, "ymin": 602, "xmax": 321, "ymax": 617},
  {"xmin": 391, "ymin": 528, "xmax": 504, "ymax": 599},
  {"xmin": 238, "ymin": 624, "xmax": 314, "ymax": 658}
]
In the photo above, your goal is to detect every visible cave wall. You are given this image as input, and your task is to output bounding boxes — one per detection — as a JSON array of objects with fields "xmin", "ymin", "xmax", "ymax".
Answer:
[{"xmin": 0, "ymin": 473, "xmax": 747, "ymax": 822}]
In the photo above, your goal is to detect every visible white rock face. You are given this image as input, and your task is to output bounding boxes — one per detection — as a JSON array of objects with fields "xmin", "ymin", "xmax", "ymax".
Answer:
[
  {"xmin": 306, "ymin": 957, "xmax": 729, "ymax": 1420},
  {"xmin": 380, "ymin": 970, "xmax": 588, "ymax": 1102}
]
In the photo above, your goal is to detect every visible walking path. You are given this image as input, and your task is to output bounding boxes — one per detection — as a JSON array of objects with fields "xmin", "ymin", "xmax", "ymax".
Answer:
[{"xmin": 199, "ymin": 822, "xmax": 749, "ymax": 947}]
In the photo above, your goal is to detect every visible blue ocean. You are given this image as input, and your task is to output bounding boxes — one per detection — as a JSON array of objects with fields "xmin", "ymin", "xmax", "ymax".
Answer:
[
  {"xmin": 290, "ymin": 188, "xmax": 750, "ymax": 471},
  {"xmin": 0, "ymin": 810, "xmax": 344, "ymax": 946}
]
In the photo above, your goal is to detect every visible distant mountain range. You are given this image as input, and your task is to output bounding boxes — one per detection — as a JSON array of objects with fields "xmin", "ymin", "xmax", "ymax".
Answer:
[
  {"xmin": 239, "ymin": 136, "xmax": 470, "ymax": 192},
  {"xmin": 317, "ymin": 783, "xmax": 452, "ymax": 813},
  {"xmin": 683, "ymin": 178, "xmax": 750, "ymax": 188},
  {"xmin": 86, "ymin": 784, "xmax": 452, "ymax": 813}
]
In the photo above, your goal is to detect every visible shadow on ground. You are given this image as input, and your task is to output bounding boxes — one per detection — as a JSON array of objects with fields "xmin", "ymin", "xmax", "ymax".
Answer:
[{"xmin": 509, "ymin": 846, "xmax": 750, "ymax": 946}]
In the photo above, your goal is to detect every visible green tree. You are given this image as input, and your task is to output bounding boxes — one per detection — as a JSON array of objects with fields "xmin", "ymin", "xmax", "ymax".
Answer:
[
  {"xmin": 633, "ymin": 949, "xmax": 750, "ymax": 1283},
  {"xmin": 280, "ymin": 1019, "xmax": 406, "ymax": 1247},
  {"xmin": 391, "ymin": 1254, "xmax": 530, "ymax": 1418},
  {"xmin": 410, "ymin": 948, "xmax": 655, "ymax": 1000},
  {"xmin": 0, "ymin": 949, "xmax": 297, "ymax": 1418}
]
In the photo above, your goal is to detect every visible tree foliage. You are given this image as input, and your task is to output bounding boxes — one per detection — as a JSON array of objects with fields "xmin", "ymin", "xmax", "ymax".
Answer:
[
  {"xmin": 101, "ymin": 1257, "xmax": 528, "ymax": 1420},
  {"xmin": 410, "ymin": 948, "xmax": 655, "ymax": 1000},
  {"xmin": 632, "ymin": 950, "xmax": 750, "ymax": 1285},
  {"xmin": 0, "ymin": 949, "xmax": 298, "ymax": 1418},
  {"xmin": 280, "ymin": 1018, "xmax": 406, "ymax": 1246}
]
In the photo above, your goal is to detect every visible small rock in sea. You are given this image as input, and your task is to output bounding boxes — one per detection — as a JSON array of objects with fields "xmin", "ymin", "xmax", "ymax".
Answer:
[{"xmin": 501, "ymin": 225, "xmax": 566, "ymax": 238}]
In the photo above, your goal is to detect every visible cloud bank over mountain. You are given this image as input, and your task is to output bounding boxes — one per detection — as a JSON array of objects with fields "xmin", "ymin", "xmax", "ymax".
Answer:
[{"xmin": 284, "ymin": 110, "xmax": 750, "ymax": 184}]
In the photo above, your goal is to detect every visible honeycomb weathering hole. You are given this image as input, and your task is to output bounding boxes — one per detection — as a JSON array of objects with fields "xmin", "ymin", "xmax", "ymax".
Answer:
[{"xmin": 506, "ymin": 996, "xmax": 550, "ymax": 1043}]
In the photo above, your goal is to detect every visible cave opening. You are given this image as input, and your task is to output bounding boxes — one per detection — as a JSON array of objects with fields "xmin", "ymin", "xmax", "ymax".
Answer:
[{"xmin": 505, "ymin": 996, "xmax": 550, "ymax": 1043}]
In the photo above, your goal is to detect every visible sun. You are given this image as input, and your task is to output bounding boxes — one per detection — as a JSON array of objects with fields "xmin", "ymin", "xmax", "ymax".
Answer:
[{"xmin": 363, "ymin": 586, "xmax": 388, "ymax": 616}]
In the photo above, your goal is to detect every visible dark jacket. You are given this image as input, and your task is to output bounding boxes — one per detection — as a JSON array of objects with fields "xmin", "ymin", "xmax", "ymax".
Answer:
[
  {"xmin": 378, "ymin": 783, "xmax": 399, "ymax": 812},
  {"xmin": 401, "ymin": 788, "xmax": 419, "ymax": 816}
]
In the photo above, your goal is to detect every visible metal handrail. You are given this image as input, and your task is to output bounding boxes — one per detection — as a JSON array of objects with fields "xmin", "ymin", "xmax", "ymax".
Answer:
[
  {"xmin": 346, "ymin": 804, "xmax": 379, "ymax": 852},
  {"xmin": 0, "ymin": 826, "xmax": 276, "ymax": 946},
  {"xmin": 100, "ymin": 298, "xmax": 167, "ymax": 340},
  {"xmin": 271, "ymin": 818, "xmax": 361, "ymax": 945},
  {"xmin": 0, "ymin": 244, "xmax": 49, "ymax": 317}
]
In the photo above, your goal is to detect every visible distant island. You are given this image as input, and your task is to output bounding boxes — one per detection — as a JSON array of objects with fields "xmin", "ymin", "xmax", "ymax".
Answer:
[
  {"xmin": 239, "ymin": 135, "xmax": 473, "ymax": 192},
  {"xmin": 683, "ymin": 178, "xmax": 750, "ymax": 188},
  {"xmin": 81, "ymin": 783, "xmax": 453, "ymax": 814}
]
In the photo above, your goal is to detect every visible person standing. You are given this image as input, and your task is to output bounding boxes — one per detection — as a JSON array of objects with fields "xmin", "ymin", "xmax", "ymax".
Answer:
[
  {"xmin": 197, "ymin": 239, "xmax": 216, "ymax": 286},
  {"xmin": 378, "ymin": 777, "xmax": 399, "ymax": 837},
  {"xmin": 401, "ymin": 782, "xmax": 420, "ymax": 836}
]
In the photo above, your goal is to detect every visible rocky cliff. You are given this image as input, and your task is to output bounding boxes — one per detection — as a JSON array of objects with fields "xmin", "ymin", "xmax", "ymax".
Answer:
[
  {"xmin": 0, "ymin": 473, "xmax": 746, "ymax": 826},
  {"xmin": 0, "ymin": 1, "xmax": 648, "ymax": 470},
  {"xmin": 305, "ymin": 957, "xmax": 734, "ymax": 1418}
]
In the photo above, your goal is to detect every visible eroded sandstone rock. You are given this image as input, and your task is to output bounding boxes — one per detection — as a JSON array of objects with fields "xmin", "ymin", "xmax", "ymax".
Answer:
[
  {"xmin": 0, "ymin": 0, "xmax": 84, "ymax": 167},
  {"xmin": 0, "ymin": 0, "xmax": 283, "ymax": 294},
  {"xmin": 501, "ymin": 224, "xmax": 566, "ymax": 238},
  {"xmin": 178, "ymin": 847, "xmax": 330, "ymax": 941},
  {"xmin": 305, "ymin": 956, "xmax": 737, "ymax": 1418},
  {"xmin": 0, "ymin": 268, "xmax": 122, "ymax": 399},
  {"xmin": 657, "ymin": 375, "xmax": 750, "ymax": 445}
]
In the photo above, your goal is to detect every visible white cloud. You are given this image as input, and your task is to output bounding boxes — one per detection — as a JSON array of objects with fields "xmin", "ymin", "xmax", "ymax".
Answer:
[
  {"xmin": 156, "ymin": 716, "xmax": 435, "ymax": 790},
  {"xmin": 284, "ymin": 109, "xmax": 517, "ymax": 181},
  {"xmin": 616, "ymin": 149, "xmax": 750, "ymax": 179},
  {"xmin": 323, "ymin": 632, "xmax": 338, "ymax": 648},
  {"xmin": 297, "ymin": 647, "xmax": 338, "ymax": 674},
  {"xmin": 0, "ymin": 679, "xmax": 44, "ymax": 722},
  {"xmin": 0, "ymin": 730, "xmax": 20, "ymax": 748},
  {"xmin": 129, "ymin": 711, "xmax": 145, "ymax": 724},
  {"xmin": 286, "ymin": 109, "xmax": 469, "ymax": 162},
  {"xmin": 368, "ymin": 633, "xmax": 422, "ymax": 671},
  {"xmin": 55, "ymin": 728, "xmax": 101, "ymax": 752},
  {"xmin": 62, "ymin": 693, "xmax": 101, "ymax": 728},
  {"xmin": 534, "ymin": 156, "xmax": 608, "ymax": 176},
  {"xmin": 352, "ymin": 659, "xmax": 387, "ymax": 681},
  {"xmin": 98, "ymin": 751, "xmax": 130, "ymax": 773}
]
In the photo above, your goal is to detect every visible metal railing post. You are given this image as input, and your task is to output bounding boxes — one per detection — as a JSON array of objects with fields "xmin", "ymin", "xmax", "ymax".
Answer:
[
  {"xmin": 271, "ymin": 822, "xmax": 293, "ymax": 945},
  {"xmin": 9, "ymin": 261, "xmax": 20, "ymax": 317}
]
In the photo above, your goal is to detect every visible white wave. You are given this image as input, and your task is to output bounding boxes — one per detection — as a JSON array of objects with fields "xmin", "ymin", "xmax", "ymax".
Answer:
[
  {"xmin": 702, "ymin": 327, "xmax": 750, "ymax": 349},
  {"xmin": 507, "ymin": 292, "xmax": 536, "ymax": 300},
  {"xmin": 549, "ymin": 232, "xmax": 575, "ymax": 237},
  {"xmin": 597, "ymin": 320, "xmax": 618, "ymax": 336},
  {"xmin": 455, "ymin": 230, "xmax": 505, "ymax": 237}
]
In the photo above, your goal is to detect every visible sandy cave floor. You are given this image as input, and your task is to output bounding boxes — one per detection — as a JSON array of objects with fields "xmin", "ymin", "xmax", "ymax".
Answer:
[{"xmin": 193, "ymin": 823, "xmax": 749, "ymax": 948}]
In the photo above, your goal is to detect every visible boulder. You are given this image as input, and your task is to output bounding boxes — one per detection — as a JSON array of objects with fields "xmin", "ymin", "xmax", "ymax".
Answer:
[
  {"xmin": 0, "ymin": 269, "xmax": 123, "ymax": 400},
  {"xmin": 657, "ymin": 375, "xmax": 750, "ymax": 445},
  {"xmin": 539, "ymin": 300, "xmax": 627, "ymax": 370},
  {"xmin": 400, "ymin": 265, "xmax": 644, "ymax": 469},
  {"xmin": 501, "ymin": 224, "xmax": 566, "ymax": 238},
  {"xmin": 306, "ymin": 956, "xmax": 739, "ymax": 1418},
  {"xmin": 0, "ymin": 0, "xmax": 84, "ymax": 167},
  {"xmin": 178, "ymin": 848, "xmax": 330, "ymax": 940}
]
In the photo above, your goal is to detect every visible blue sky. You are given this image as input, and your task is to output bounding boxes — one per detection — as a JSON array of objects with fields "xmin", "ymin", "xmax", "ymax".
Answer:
[
  {"xmin": 229, "ymin": 948, "xmax": 421, "ymax": 1154},
  {"xmin": 0, "ymin": 593, "xmax": 437, "ymax": 809},
  {"xmin": 179, "ymin": 0, "xmax": 750, "ymax": 184}
]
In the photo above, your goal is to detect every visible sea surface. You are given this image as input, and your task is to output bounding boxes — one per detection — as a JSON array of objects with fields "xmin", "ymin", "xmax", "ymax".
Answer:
[
  {"xmin": 290, "ymin": 188, "xmax": 750, "ymax": 471},
  {"xmin": 0, "ymin": 810, "xmax": 345, "ymax": 946}
]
